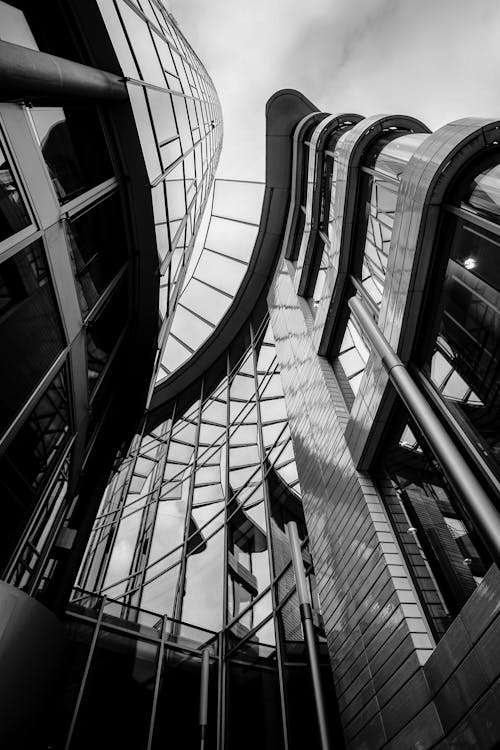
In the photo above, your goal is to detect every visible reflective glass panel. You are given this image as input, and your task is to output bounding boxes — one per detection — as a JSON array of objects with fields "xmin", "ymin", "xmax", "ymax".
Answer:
[
  {"xmin": 0, "ymin": 239, "xmax": 65, "ymax": 435},
  {"xmin": 0, "ymin": 368, "xmax": 70, "ymax": 572},
  {"xmin": 425, "ymin": 211, "xmax": 500, "ymax": 481},
  {"xmin": 0, "ymin": 137, "xmax": 30, "ymax": 241},
  {"xmin": 31, "ymin": 106, "xmax": 113, "ymax": 203},
  {"xmin": 66, "ymin": 193, "xmax": 127, "ymax": 317}
]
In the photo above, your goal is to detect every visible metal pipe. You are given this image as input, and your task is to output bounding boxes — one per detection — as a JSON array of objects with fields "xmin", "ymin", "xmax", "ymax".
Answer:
[
  {"xmin": 199, "ymin": 649, "xmax": 210, "ymax": 750},
  {"xmin": 349, "ymin": 294, "xmax": 500, "ymax": 565},
  {"xmin": 286, "ymin": 522, "xmax": 332, "ymax": 750},
  {"xmin": 0, "ymin": 40, "xmax": 127, "ymax": 101}
]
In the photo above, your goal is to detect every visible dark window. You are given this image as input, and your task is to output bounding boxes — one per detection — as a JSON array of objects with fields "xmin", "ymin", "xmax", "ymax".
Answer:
[
  {"xmin": 227, "ymin": 649, "xmax": 284, "ymax": 750},
  {"xmin": 0, "ymin": 239, "xmax": 65, "ymax": 435},
  {"xmin": 0, "ymin": 138, "xmax": 30, "ymax": 241},
  {"xmin": 0, "ymin": 368, "xmax": 70, "ymax": 572},
  {"xmin": 69, "ymin": 628, "xmax": 158, "ymax": 750},
  {"xmin": 86, "ymin": 279, "xmax": 128, "ymax": 394},
  {"xmin": 7, "ymin": 455, "xmax": 70, "ymax": 592},
  {"xmin": 30, "ymin": 106, "xmax": 113, "ymax": 203},
  {"xmin": 66, "ymin": 193, "xmax": 127, "ymax": 317},
  {"xmin": 376, "ymin": 418, "xmax": 488, "ymax": 640}
]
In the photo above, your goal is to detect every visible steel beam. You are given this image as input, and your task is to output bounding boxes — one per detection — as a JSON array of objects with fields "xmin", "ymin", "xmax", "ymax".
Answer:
[{"xmin": 0, "ymin": 40, "xmax": 127, "ymax": 101}]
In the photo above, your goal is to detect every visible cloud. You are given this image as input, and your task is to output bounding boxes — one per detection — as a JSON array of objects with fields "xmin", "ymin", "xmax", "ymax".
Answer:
[{"xmin": 169, "ymin": 0, "xmax": 500, "ymax": 180}]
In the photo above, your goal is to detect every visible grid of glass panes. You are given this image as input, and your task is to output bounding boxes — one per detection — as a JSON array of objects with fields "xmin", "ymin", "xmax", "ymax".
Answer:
[
  {"xmin": 78, "ymin": 318, "xmax": 304, "ymax": 640},
  {"xmin": 156, "ymin": 179, "xmax": 264, "ymax": 382},
  {"xmin": 108, "ymin": 0, "xmax": 223, "ymax": 323}
]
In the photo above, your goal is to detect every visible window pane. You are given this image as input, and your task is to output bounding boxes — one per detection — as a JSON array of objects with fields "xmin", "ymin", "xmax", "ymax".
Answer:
[
  {"xmin": 0, "ymin": 368, "xmax": 70, "ymax": 572},
  {"xmin": 426, "ymin": 214, "xmax": 500, "ymax": 481},
  {"xmin": 31, "ymin": 106, "xmax": 113, "ymax": 203},
  {"xmin": 0, "ymin": 239, "xmax": 65, "ymax": 435},
  {"xmin": 0, "ymin": 138, "xmax": 30, "ymax": 241},
  {"xmin": 67, "ymin": 193, "xmax": 127, "ymax": 317},
  {"xmin": 86, "ymin": 280, "xmax": 127, "ymax": 393}
]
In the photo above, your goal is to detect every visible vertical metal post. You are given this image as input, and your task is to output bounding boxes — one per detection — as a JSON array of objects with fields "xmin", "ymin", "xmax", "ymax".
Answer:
[
  {"xmin": 64, "ymin": 595, "xmax": 107, "ymax": 750},
  {"xmin": 146, "ymin": 615, "xmax": 167, "ymax": 750},
  {"xmin": 173, "ymin": 383, "xmax": 204, "ymax": 625},
  {"xmin": 286, "ymin": 522, "xmax": 332, "ymax": 750},
  {"xmin": 218, "ymin": 355, "xmax": 231, "ymax": 750},
  {"xmin": 199, "ymin": 648, "xmax": 211, "ymax": 750},
  {"xmin": 250, "ymin": 320, "xmax": 290, "ymax": 750}
]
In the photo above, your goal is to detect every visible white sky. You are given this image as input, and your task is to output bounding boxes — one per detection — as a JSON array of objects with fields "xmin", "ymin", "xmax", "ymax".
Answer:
[{"xmin": 169, "ymin": 0, "xmax": 500, "ymax": 182}]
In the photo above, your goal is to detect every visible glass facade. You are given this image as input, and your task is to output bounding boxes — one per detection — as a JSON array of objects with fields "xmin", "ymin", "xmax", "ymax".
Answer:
[
  {"xmin": 0, "ymin": 367, "xmax": 71, "ymax": 573},
  {"xmin": 156, "ymin": 179, "xmax": 264, "ymax": 381},
  {"xmin": 0, "ymin": 136, "xmax": 31, "ymax": 242},
  {"xmin": 30, "ymin": 105, "xmax": 114, "ymax": 203},
  {"xmin": 0, "ymin": 238, "xmax": 65, "ymax": 435},
  {"xmin": 424, "ymin": 160, "xmax": 500, "ymax": 484},
  {"xmin": 98, "ymin": 0, "xmax": 223, "ymax": 326},
  {"xmin": 0, "ymin": 0, "xmax": 222, "ymax": 608},
  {"xmin": 3, "ymin": 0, "xmax": 500, "ymax": 746},
  {"xmin": 70, "ymin": 317, "xmax": 338, "ymax": 749},
  {"xmin": 79, "ymin": 319, "xmax": 302, "ymax": 624}
]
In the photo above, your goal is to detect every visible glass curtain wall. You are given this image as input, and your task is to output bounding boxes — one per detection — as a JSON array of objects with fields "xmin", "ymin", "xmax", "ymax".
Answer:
[
  {"xmin": 156, "ymin": 179, "xmax": 264, "ymax": 382},
  {"xmin": 99, "ymin": 0, "xmax": 223, "ymax": 323},
  {"xmin": 76, "ymin": 317, "xmax": 340, "ymax": 748}
]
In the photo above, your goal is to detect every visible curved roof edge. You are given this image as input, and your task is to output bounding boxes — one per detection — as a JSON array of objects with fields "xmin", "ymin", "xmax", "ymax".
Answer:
[{"xmin": 147, "ymin": 90, "xmax": 318, "ymax": 429}]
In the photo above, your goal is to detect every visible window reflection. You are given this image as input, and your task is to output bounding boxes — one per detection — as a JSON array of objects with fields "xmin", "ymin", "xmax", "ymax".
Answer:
[
  {"xmin": 7, "ymin": 455, "xmax": 70, "ymax": 592},
  {"xmin": 0, "ymin": 138, "xmax": 30, "ymax": 242},
  {"xmin": 86, "ymin": 280, "xmax": 127, "ymax": 393},
  {"xmin": 0, "ymin": 239, "xmax": 65, "ymax": 435},
  {"xmin": 66, "ymin": 193, "xmax": 127, "ymax": 318},
  {"xmin": 30, "ymin": 106, "xmax": 113, "ymax": 203},
  {"xmin": 426, "ymin": 185, "xmax": 500, "ymax": 481},
  {"xmin": 0, "ymin": 368, "xmax": 70, "ymax": 572}
]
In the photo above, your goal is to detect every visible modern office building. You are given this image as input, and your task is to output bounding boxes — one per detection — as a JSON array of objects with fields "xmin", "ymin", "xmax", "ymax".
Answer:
[{"xmin": 1, "ymin": 1, "xmax": 500, "ymax": 749}]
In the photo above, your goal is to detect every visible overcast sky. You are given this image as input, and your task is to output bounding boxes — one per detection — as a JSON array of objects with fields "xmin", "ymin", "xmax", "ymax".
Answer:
[{"xmin": 169, "ymin": 0, "xmax": 500, "ymax": 182}]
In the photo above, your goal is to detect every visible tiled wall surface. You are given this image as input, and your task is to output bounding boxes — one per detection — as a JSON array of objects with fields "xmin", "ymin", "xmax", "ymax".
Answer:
[{"xmin": 268, "ymin": 261, "xmax": 500, "ymax": 749}]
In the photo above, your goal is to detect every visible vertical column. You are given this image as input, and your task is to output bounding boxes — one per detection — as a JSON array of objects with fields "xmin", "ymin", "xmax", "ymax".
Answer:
[
  {"xmin": 286, "ymin": 521, "xmax": 332, "ymax": 750},
  {"xmin": 199, "ymin": 648, "xmax": 210, "ymax": 750}
]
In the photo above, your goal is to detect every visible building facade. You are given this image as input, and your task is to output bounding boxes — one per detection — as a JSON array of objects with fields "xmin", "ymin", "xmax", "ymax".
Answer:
[{"xmin": 1, "ymin": 1, "xmax": 500, "ymax": 749}]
